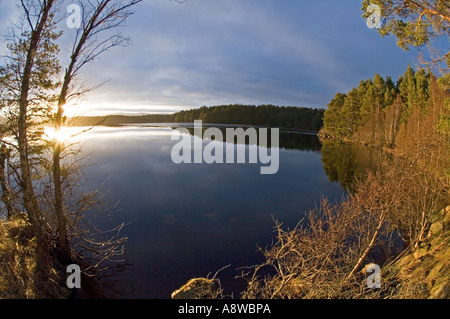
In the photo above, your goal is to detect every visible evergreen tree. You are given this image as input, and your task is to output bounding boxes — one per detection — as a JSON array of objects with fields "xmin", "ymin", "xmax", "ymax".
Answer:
[
  {"xmin": 372, "ymin": 74, "xmax": 386, "ymax": 108},
  {"xmin": 415, "ymin": 68, "xmax": 431, "ymax": 111},
  {"xmin": 398, "ymin": 64, "xmax": 417, "ymax": 123},
  {"xmin": 323, "ymin": 93, "xmax": 347, "ymax": 137},
  {"xmin": 362, "ymin": 0, "xmax": 450, "ymax": 64},
  {"xmin": 341, "ymin": 88, "xmax": 361, "ymax": 138},
  {"xmin": 360, "ymin": 79, "xmax": 375, "ymax": 125},
  {"xmin": 384, "ymin": 76, "xmax": 398, "ymax": 107},
  {"xmin": 321, "ymin": 64, "xmax": 434, "ymax": 147}
]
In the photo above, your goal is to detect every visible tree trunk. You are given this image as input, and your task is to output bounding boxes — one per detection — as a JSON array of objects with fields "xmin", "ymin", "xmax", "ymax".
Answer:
[
  {"xmin": 52, "ymin": 63, "xmax": 74, "ymax": 263},
  {"xmin": 17, "ymin": 0, "xmax": 56, "ymax": 297},
  {"xmin": 53, "ymin": 140, "xmax": 70, "ymax": 262},
  {"xmin": 0, "ymin": 145, "xmax": 14, "ymax": 218}
]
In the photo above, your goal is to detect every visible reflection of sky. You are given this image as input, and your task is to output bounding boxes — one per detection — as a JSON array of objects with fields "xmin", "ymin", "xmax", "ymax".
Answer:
[{"xmin": 72, "ymin": 126, "xmax": 345, "ymax": 298}]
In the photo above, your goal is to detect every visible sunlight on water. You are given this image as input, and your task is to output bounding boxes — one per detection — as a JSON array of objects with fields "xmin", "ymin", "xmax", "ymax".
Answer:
[{"xmin": 72, "ymin": 125, "xmax": 181, "ymax": 141}]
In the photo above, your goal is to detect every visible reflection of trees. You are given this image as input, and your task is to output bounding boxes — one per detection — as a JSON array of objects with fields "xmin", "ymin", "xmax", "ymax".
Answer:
[
  {"xmin": 320, "ymin": 139, "xmax": 382, "ymax": 192},
  {"xmin": 321, "ymin": 142, "xmax": 358, "ymax": 192},
  {"xmin": 173, "ymin": 126, "xmax": 322, "ymax": 152},
  {"xmin": 175, "ymin": 125, "xmax": 382, "ymax": 192}
]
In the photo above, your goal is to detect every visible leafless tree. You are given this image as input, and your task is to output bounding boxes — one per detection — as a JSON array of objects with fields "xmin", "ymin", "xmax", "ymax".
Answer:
[
  {"xmin": 51, "ymin": 0, "xmax": 142, "ymax": 264},
  {"xmin": 0, "ymin": 0, "xmax": 142, "ymax": 297}
]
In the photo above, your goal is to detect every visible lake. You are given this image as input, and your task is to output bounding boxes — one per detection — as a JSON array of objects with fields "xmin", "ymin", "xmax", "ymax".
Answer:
[{"xmin": 71, "ymin": 123, "xmax": 353, "ymax": 298}]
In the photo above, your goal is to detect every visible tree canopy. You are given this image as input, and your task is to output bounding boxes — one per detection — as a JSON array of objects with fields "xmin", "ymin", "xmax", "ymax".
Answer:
[
  {"xmin": 362, "ymin": 0, "xmax": 450, "ymax": 63},
  {"xmin": 320, "ymin": 65, "xmax": 436, "ymax": 146},
  {"xmin": 169, "ymin": 104, "xmax": 324, "ymax": 132},
  {"xmin": 362, "ymin": 0, "xmax": 450, "ymax": 66}
]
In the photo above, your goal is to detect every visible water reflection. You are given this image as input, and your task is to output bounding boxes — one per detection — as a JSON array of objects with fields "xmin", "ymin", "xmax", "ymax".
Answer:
[
  {"xmin": 171, "ymin": 124, "xmax": 322, "ymax": 152},
  {"xmin": 320, "ymin": 138, "xmax": 383, "ymax": 192},
  {"xmin": 72, "ymin": 124, "xmax": 345, "ymax": 298}
]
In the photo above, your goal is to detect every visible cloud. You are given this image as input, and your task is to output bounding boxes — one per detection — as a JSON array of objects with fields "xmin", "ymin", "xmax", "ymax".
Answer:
[
  {"xmin": 74, "ymin": 1, "xmax": 345, "ymax": 110},
  {"xmin": 0, "ymin": 1, "xmax": 20, "ymax": 56},
  {"xmin": 1, "ymin": 0, "xmax": 424, "ymax": 115}
]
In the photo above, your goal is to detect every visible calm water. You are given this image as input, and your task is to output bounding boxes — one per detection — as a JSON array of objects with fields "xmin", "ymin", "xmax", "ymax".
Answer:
[{"xmin": 72, "ymin": 124, "xmax": 349, "ymax": 298}]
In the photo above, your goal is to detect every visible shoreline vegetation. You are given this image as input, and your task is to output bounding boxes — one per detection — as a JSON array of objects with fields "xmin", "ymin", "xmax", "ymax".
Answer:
[{"xmin": 171, "ymin": 65, "xmax": 450, "ymax": 299}]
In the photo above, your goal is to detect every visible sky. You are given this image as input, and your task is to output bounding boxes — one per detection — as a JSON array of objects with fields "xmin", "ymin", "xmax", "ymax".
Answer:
[{"xmin": 0, "ymin": 0, "xmax": 447, "ymax": 116}]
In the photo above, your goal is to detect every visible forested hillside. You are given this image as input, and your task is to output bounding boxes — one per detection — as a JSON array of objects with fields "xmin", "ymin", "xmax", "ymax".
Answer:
[{"xmin": 320, "ymin": 65, "xmax": 448, "ymax": 147}]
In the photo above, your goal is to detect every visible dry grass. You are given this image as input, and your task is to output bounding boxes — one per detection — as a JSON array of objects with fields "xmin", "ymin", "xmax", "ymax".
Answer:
[
  {"xmin": 0, "ymin": 213, "xmax": 37, "ymax": 298},
  {"xmin": 0, "ymin": 214, "xmax": 70, "ymax": 299}
]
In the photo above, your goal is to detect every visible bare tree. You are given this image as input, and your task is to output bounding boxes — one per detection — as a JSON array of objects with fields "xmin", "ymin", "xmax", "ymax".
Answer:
[
  {"xmin": 0, "ymin": 0, "xmax": 62, "ymax": 297},
  {"xmin": 0, "ymin": 0, "xmax": 142, "ymax": 297},
  {"xmin": 51, "ymin": 0, "xmax": 142, "ymax": 264}
]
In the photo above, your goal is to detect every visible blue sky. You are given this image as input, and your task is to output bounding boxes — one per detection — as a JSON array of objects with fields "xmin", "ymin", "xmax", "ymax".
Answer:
[{"xmin": 0, "ymin": 0, "xmax": 447, "ymax": 115}]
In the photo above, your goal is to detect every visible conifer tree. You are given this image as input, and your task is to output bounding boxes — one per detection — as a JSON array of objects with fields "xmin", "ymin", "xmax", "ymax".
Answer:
[
  {"xmin": 323, "ymin": 93, "xmax": 347, "ymax": 138},
  {"xmin": 362, "ymin": 0, "xmax": 450, "ymax": 64}
]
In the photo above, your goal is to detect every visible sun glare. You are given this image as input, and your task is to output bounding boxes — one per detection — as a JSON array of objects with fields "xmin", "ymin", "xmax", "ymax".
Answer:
[{"xmin": 44, "ymin": 126, "xmax": 72, "ymax": 143}]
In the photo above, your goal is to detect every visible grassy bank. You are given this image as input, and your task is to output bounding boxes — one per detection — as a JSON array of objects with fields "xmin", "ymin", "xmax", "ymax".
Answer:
[{"xmin": 0, "ymin": 214, "xmax": 70, "ymax": 298}]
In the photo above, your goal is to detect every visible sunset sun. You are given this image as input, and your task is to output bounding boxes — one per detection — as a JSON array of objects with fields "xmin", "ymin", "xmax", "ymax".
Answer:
[{"xmin": 44, "ymin": 126, "xmax": 72, "ymax": 143}]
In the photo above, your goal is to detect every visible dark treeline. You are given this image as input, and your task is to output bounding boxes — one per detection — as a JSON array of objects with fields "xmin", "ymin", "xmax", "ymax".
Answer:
[
  {"xmin": 320, "ymin": 64, "xmax": 448, "ymax": 147},
  {"xmin": 73, "ymin": 104, "xmax": 325, "ymax": 132},
  {"xmin": 170, "ymin": 104, "xmax": 324, "ymax": 132}
]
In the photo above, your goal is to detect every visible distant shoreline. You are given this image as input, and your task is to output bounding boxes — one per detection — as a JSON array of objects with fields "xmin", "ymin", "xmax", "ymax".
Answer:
[
  {"xmin": 68, "ymin": 104, "xmax": 324, "ymax": 133},
  {"xmin": 69, "ymin": 117, "xmax": 321, "ymax": 135}
]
